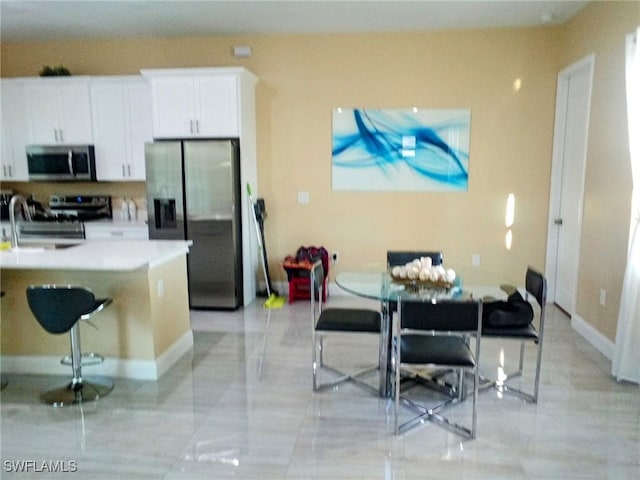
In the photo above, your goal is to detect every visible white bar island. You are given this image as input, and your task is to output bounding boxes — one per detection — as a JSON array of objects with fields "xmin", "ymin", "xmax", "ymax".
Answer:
[{"xmin": 0, "ymin": 240, "xmax": 193, "ymax": 380}]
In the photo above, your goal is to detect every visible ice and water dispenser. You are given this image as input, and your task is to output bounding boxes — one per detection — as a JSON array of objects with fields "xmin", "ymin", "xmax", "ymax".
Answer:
[{"xmin": 153, "ymin": 198, "xmax": 177, "ymax": 229}]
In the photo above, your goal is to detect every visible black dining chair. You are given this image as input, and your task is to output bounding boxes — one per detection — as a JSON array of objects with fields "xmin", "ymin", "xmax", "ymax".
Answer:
[
  {"xmin": 386, "ymin": 250, "xmax": 443, "ymax": 268},
  {"xmin": 26, "ymin": 285, "xmax": 114, "ymax": 406},
  {"xmin": 310, "ymin": 260, "xmax": 384, "ymax": 395},
  {"xmin": 393, "ymin": 297, "xmax": 482, "ymax": 438},
  {"xmin": 480, "ymin": 266, "xmax": 547, "ymax": 403}
]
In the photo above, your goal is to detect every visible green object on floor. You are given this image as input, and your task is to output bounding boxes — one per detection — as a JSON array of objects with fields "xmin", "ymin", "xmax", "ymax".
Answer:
[{"xmin": 264, "ymin": 294, "xmax": 286, "ymax": 309}]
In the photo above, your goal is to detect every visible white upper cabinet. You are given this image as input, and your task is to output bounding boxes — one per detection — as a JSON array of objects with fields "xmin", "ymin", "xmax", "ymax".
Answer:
[
  {"xmin": 1, "ymin": 80, "xmax": 29, "ymax": 181},
  {"xmin": 23, "ymin": 78, "xmax": 93, "ymax": 145},
  {"xmin": 90, "ymin": 77, "xmax": 153, "ymax": 181},
  {"xmin": 142, "ymin": 69, "xmax": 241, "ymax": 138},
  {"xmin": 196, "ymin": 75, "xmax": 239, "ymax": 137}
]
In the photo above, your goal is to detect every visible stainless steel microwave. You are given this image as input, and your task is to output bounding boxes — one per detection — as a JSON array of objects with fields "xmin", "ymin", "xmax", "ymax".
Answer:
[{"xmin": 26, "ymin": 145, "xmax": 97, "ymax": 181}]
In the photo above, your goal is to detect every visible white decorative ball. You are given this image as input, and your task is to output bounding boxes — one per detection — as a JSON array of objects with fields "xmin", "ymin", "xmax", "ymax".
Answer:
[
  {"xmin": 446, "ymin": 268, "xmax": 456, "ymax": 283},
  {"xmin": 420, "ymin": 257, "xmax": 433, "ymax": 269}
]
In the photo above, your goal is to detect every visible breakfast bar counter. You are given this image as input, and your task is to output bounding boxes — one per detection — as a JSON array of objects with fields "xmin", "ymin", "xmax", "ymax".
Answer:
[{"xmin": 0, "ymin": 240, "xmax": 193, "ymax": 380}]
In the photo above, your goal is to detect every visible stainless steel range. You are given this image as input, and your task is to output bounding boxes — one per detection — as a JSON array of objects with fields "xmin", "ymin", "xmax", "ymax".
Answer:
[{"xmin": 18, "ymin": 195, "xmax": 111, "ymax": 244}]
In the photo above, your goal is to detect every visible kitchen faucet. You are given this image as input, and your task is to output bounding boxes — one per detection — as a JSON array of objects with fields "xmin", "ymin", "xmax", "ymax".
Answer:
[{"xmin": 9, "ymin": 194, "xmax": 32, "ymax": 248}]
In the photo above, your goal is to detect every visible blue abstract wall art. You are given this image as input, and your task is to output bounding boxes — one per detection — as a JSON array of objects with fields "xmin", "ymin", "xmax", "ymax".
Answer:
[{"xmin": 332, "ymin": 108, "xmax": 471, "ymax": 191}]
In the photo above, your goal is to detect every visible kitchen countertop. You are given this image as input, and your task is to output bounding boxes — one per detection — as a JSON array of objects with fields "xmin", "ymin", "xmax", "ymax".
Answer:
[{"xmin": 0, "ymin": 239, "xmax": 192, "ymax": 271}]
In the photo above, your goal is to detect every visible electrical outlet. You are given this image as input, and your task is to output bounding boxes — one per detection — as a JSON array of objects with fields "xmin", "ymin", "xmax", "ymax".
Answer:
[
  {"xmin": 331, "ymin": 251, "xmax": 339, "ymax": 264},
  {"xmin": 599, "ymin": 289, "xmax": 606, "ymax": 306},
  {"xmin": 472, "ymin": 254, "xmax": 480, "ymax": 266}
]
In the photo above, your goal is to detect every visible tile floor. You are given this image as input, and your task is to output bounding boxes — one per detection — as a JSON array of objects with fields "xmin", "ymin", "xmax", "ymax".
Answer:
[{"xmin": 1, "ymin": 295, "xmax": 639, "ymax": 479}]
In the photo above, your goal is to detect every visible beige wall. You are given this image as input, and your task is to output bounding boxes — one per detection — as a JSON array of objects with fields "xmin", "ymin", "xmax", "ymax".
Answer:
[
  {"xmin": 2, "ymin": 0, "xmax": 637, "ymax": 345},
  {"xmin": 1, "ymin": 27, "xmax": 560, "ymax": 284},
  {"xmin": 558, "ymin": 1, "xmax": 639, "ymax": 341}
]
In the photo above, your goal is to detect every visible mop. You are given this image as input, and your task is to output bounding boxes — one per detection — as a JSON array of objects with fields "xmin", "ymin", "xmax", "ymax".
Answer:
[{"xmin": 247, "ymin": 183, "xmax": 285, "ymax": 308}]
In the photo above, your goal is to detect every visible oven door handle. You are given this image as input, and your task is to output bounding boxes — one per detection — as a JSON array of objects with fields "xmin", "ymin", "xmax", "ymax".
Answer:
[{"xmin": 68, "ymin": 150, "xmax": 75, "ymax": 177}]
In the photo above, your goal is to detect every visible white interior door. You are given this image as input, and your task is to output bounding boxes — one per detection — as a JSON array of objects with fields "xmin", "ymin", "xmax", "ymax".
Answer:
[{"xmin": 546, "ymin": 55, "xmax": 595, "ymax": 315}]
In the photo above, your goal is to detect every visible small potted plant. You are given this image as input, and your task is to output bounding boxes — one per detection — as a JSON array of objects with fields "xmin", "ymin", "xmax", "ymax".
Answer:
[{"xmin": 39, "ymin": 65, "xmax": 71, "ymax": 76}]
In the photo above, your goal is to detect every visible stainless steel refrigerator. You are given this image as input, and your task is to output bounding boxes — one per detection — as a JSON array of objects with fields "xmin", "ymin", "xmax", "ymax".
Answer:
[{"xmin": 145, "ymin": 140, "xmax": 243, "ymax": 309}]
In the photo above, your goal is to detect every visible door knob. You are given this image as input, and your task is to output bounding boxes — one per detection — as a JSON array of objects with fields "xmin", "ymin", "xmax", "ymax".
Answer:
[{"xmin": 554, "ymin": 218, "xmax": 563, "ymax": 225}]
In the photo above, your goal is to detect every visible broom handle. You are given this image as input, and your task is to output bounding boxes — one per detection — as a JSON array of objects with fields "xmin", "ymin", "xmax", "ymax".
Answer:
[{"xmin": 247, "ymin": 184, "xmax": 272, "ymax": 297}]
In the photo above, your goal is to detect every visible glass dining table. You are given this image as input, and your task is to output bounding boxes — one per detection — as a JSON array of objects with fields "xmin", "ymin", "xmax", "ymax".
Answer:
[{"xmin": 335, "ymin": 265, "xmax": 513, "ymax": 397}]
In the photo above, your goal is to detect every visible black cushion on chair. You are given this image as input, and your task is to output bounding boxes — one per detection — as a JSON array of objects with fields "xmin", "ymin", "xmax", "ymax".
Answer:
[
  {"xmin": 316, "ymin": 308, "xmax": 381, "ymax": 333},
  {"xmin": 482, "ymin": 291, "xmax": 534, "ymax": 328},
  {"xmin": 26, "ymin": 286, "xmax": 102, "ymax": 335},
  {"xmin": 400, "ymin": 335, "xmax": 476, "ymax": 367},
  {"xmin": 482, "ymin": 323, "xmax": 540, "ymax": 340}
]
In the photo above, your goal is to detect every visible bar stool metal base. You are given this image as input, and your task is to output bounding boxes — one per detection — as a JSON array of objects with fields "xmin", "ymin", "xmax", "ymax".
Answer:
[{"xmin": 41, "ymin": 376, "xmax": 114, "ymax": 407}]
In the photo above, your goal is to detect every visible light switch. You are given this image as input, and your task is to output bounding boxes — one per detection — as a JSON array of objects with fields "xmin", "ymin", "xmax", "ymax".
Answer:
[{"xmin": 297, "ymin": 191, "xmax": 310, "ymax": 205}]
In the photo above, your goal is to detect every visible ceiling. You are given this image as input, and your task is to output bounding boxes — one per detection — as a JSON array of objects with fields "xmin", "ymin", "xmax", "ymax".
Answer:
[{"xmin": 1, "ymin": 0, "xmax": 590, "ymax": 42}]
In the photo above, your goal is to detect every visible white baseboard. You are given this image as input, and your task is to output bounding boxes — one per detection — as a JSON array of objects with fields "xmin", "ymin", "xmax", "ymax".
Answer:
[
  {"xmin": 0, "ymin": 330, "xmax": 194, "ymax": 381},
  {"xmin": 154, "ymin": 330, "xmax": 194, "ymax": 378},
  {"xmin": 571, "ymin": 313, "xmax": 615, "ymax": 360}
]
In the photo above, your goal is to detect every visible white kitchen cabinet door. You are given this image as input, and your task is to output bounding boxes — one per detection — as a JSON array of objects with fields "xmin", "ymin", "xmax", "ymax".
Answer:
[
  {"xmin": 91, "ymin": 78, "xmax": 152, "ymax": 180},
  {"xmin": 24, "ymin": 79, "xmax": 93, "ymax": 145},
  {"xmin": 149, "ymin": 74, "xmax": 239, "ymax": 138},
  {"xmin": 197, "ymin": 75, "xmax": 239, "ymax": 137},
  {"xmin": 126, "ymin": 82, "xmax": 153, "ymax": 179},
  {"xmin": 150, "ymin": 76, "xmax": 196, "ymax": 138},
  {"xmin": 91, "ymin": 82, "xmax": 127, "ymax": 180},
  {"xmin": 0, "ymin": 80, "xmax": 29, "ymax": 181}
]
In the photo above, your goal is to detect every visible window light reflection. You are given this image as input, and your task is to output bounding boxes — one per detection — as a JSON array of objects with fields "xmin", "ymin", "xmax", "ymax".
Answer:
[
  {"xmin": 505, "ymin": 193, "xmax": 515, "ymax": 251},
  {"xmin": 505, "ymin": 193, "xmax": 515, "ymax": 227},
  {"xmin": 513, "ymin": 78, "xmax": 522, "ymax": 92}
]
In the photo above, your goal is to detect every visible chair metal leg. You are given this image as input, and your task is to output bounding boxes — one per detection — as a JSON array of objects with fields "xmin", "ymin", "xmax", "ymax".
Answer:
[
  {"xmin": 478, "ymin": 338, "xmax": 542, "ymax": 404},
  {"xmin": 313, "ymin": 332, "xmax": 380, "ymax": 394},
  {"xmin": 378, "ymin": 306, "xmax": 390, "ymax": 397},
  {"xmin": 395, "ymin": 368, "xmax": 476, "ymax": 438},
  {"xmin": 40, "ymin": 324, "xmax": 114, "ymax": 407}
]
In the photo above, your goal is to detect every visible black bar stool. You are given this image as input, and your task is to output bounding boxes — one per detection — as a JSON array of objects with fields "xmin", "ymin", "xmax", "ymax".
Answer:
[{"xmin": 26, "ymin": 285, "xmax": 114, "ymax": 406}]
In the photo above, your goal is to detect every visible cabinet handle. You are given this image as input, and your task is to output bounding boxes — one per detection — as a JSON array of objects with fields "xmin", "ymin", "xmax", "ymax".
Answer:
[
  {"xmin": 127, "ymin": 164, "xmax": 132, "ymax": 177},
  {"xmin": 54, "ymin": 129, "xmax": 58, "ymax": 141},
  {"xmin": 122, "ymin": 164, "xmax": 126, "ymax": 177},
  {"xmin": 8, "ymin": 165, "xmax": 12, "ymax": 177},
  {"xmin": 2, "ymin": 165, "xmax": 6, "ymax": 177},
  {"xmin": 190, "ymin": 120, "xmax": 195, "ymax": 134},
  {"xmin": 68, "ymin": 150, "xmax": 74, "ymax": 176},
  {"xmin": 195, "ymin": 120, "xmax": 199, "ymax": 134}
]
